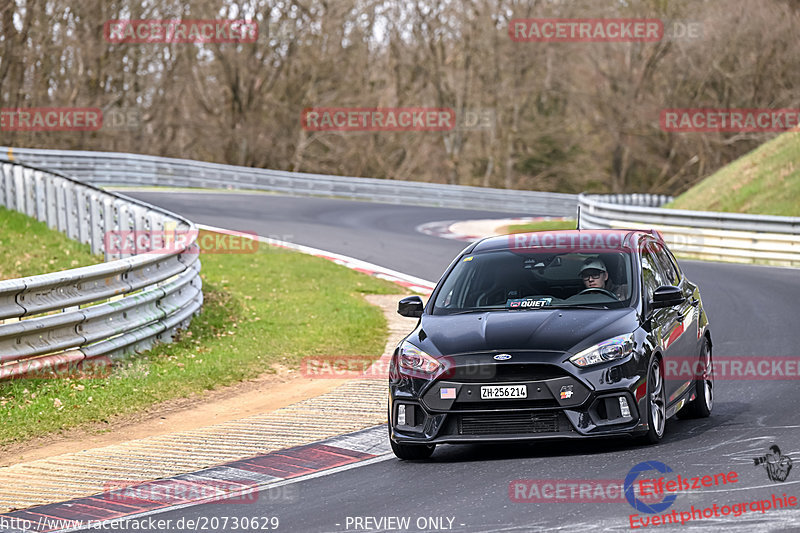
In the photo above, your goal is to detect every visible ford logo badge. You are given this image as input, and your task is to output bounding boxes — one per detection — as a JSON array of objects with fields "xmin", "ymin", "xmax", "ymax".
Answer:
[{"xmin": 493, "ymin": 354, "xmax": 512, "ymax": 361}]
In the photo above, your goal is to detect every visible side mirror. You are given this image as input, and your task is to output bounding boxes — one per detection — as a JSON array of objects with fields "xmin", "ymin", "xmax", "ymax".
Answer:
[
  {"xmin": 650, "ymin": 285, "xmax": 685, "ymax": 309},
  {"xmin": 398, "ymin": 296, "xmax": 424, "ymax": 318}
]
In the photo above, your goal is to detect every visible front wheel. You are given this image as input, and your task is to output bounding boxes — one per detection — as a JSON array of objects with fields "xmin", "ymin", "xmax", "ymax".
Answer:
[
  {"xmin": 676, "ymin": 340, "xmax": 713, "ymax": 419},
  {"xmin": 640, "ymin": 355, "xmax": 666, "ymax": 445}
]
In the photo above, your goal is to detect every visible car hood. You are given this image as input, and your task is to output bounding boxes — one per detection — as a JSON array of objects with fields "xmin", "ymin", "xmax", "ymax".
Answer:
[{"xmin": 409, "ymin": 308, "xmax": 639, "ymax": 357}]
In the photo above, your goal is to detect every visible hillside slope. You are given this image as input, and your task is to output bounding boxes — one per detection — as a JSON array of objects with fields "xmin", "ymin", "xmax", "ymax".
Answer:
[{"xmin": 0, "ymin": 206, "xmax": 102, "ymax": 280}]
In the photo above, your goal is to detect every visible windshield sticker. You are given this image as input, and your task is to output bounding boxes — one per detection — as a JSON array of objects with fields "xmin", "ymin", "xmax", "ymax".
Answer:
[
  {"xmin": 506, "ymin": 297, "xmax": 552, "ymax": 309},
  {"xmin": 463, "ymin": 256, "xmax": 474, "ymax": 261}
]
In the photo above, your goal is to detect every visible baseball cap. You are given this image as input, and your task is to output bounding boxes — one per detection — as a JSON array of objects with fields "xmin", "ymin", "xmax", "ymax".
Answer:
[{"xmin": 580, "ymin": 258, "xmax": 607, "ymax": 275}]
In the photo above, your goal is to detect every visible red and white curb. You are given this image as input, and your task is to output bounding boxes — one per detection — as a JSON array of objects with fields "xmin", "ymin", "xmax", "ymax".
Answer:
[
  {"xmin": 0, "ymin": 426, "xmax": 390, "ymax": 533},
  {"xmin": 199, "ymin": 224, "xmax": 435, "ymax": 295}
]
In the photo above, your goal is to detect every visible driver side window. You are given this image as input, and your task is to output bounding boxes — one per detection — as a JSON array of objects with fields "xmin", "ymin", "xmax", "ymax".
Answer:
[{"xmin": 650, "ymin": 242, "xmax": 680, "ymax": 286}]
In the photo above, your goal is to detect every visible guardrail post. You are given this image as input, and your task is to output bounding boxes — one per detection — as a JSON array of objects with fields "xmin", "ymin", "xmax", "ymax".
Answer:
[
  {"xmin": 116, "ymin": 199, "xmax": 135, "ymax": 258},
  {"xmin": 45, "ymin": 176, "xmax": 58, "ymax": 230},
  {"xmin": 102, "ymin": 196, "xmax": 117, "ymax": 261},
  {"xmin": 0, "ymin": 163, "xmax": 9, "ymax": 207},
  {"xmin": 88, "ymin": 191, "xmax": 105, "ymax": 256},
  {"xmin": 55, "ymin": 177, "xmax": 68, "ymax": 233},
  {"xmin": 65, "ymin": 182, "xmax": 79, "ymax": 241},
  {"xmin": 12, "ymin": 164, "xmax": 24, "ymax": 212}
]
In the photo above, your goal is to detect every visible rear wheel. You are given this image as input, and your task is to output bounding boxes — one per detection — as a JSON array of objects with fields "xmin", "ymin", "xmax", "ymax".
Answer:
[
  {"xmin": 677, "ymin": 339, "xmax": 713, "ymax": 419},
  {"xmin": 641, "ymin": 355, "xmax": 666, "ymax": 445}
]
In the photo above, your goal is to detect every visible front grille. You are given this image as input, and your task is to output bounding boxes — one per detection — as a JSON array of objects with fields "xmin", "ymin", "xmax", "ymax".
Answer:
[
  {"xmin": 458, "ymin": 412, "xmax": 561, "ymax": 435},
  {"xmin": 447, "ymin": 363, "xmax": 570, "ymax": 383}
]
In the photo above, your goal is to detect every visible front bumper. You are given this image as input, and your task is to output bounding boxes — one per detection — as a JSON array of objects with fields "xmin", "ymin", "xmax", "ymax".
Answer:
[{"xmin": 389, "ymin": 357, "xmax": 648, "ymax": 444}]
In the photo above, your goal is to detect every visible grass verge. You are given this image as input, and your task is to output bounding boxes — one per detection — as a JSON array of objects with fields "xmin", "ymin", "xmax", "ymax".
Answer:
[
  {"xmin": 666, "ymin": 132, "xmax": 800, "ymax": 216},
  {"xmin": 0, "ymin": 206, "xmax": 102, "ymax": 279},
  {"xmin": 0, "ymin": 224, "xmax": 402, "ymax": 445},
  {"xmin": 499, "ymin": 218, "xmax": 576, "ymax": 234}
]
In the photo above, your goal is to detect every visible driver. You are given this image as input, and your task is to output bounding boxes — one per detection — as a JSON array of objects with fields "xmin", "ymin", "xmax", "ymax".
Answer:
[{"xmin": 580, "ymin": 258, "xmax": 626, "ymax": 300}]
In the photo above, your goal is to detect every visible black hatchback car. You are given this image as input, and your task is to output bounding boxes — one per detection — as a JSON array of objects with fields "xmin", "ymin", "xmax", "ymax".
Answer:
[{"xmin": 388, "ymin": 229, "xmax": 713, "ymax": 459}]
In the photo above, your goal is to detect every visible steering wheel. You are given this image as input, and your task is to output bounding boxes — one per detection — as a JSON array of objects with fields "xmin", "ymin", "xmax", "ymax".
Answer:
[
  {"xmin": 475, "ymin": 287, "xmax": 508, "ymax": 307},
  {"xmin": 578, "ymin": 287, "xmax": 618, "ymax": 299}
]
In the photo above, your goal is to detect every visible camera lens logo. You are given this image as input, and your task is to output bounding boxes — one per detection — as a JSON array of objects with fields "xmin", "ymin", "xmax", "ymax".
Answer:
[
  {"xmin": 753, "ymin": 444, "xmax": 793, "ymax": 483},
  {"xmin": 624, "ymin": 460, "xmax": 677, "ymax": 514}
]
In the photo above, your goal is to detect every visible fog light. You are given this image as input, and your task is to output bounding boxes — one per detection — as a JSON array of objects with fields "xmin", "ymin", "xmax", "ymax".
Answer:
[
  {"xmin": 619, "ymin": 396, "xmax": 630, "ymax": 418},
  {"xmin": 397, "ymin": 404, "xmax": 406, "ymax": 425}
]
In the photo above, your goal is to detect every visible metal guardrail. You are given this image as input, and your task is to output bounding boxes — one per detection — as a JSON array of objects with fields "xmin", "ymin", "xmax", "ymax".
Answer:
[
  {"xmin": 0, "ymin": 147, "xmax": 579, "ymax": 216},
  {"xmin": 579, "ymin": 194, "xmax": 800, "ymax": 265},
  {"xmin": 0, "ymin": 161, "xmax": 203, "ymax": 380}
]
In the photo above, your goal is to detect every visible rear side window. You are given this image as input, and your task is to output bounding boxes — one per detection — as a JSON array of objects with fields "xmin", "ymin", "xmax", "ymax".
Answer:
[
  {"xmin": 650, "ymin": 241, "xmax": 680, "ymax": 286},
  {"xmin": 432, "ymin": 249, "xmax": 634, "ymax": 314},
  {"xmin": 640, "ymin": 243, "xmax": 664, "ymax": 301}
]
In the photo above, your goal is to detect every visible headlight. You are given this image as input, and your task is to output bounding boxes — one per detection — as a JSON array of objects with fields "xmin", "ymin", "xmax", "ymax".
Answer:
[
  {"xmin": 397, "ymin": 341, "xmax": 442, "ymax": 375},
  {"xmin": 569, "ymin": 334, "xmax": 635, "ymax": 367}
]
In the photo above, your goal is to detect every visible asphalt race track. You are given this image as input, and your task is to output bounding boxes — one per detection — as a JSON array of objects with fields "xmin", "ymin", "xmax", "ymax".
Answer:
[
  {"xmin": 125, "ymin": 190, "xmax": 500, "ymax": 282},
  {"xmin": 81, "ymin": 191, "xmax": 800, "ymax": 532}
]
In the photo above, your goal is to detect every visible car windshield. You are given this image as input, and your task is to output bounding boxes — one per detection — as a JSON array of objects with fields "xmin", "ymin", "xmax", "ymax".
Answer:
[{"xmin": 432, "ymin": 249, "xmax": 634, "ymax": 315}]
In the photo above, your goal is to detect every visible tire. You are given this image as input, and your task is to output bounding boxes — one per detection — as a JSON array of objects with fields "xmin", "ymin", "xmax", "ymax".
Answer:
[
  {"xmin": 390, "ymin": 438, "xmax": 436, "ymax": 460},
  {"xmin": 641, "ymin": 355, "xmax": 666, "ymax": 445},
  {"xmin": 676, "ymin": 339, "xmax": 713, "ymax": 419}
]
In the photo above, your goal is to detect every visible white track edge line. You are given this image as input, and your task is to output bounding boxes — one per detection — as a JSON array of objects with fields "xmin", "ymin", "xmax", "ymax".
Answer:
[{"xmin": 46, "ymin": 451, "xmax": 395, "ymax": 533}]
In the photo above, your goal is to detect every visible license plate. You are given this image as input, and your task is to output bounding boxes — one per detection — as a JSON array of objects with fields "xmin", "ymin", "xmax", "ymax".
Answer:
[{"xmin": 480, "ymin": 384, "xmax": 527, "ymax": 400}]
